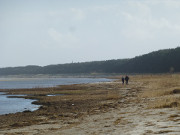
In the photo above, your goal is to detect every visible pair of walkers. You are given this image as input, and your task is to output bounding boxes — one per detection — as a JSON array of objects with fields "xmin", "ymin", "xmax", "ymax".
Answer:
[{"xmin": 121, "ymin": 75, "xmax": 129, "ymax": 85}]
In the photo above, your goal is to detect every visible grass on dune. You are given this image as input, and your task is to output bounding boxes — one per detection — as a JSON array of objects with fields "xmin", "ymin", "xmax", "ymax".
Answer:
[{"xmin": 138, "ymin": 74, "xmax": 180, "ymax": 109}]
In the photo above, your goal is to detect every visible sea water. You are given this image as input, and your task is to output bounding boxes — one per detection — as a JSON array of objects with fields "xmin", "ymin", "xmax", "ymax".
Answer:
[
  {"xmin": 0, "ymin": 77, "xmax": 112, "ymax": 89},
  {"xmin": 0, "ymin": 92, "xmax": 40, "ymax": 115}
]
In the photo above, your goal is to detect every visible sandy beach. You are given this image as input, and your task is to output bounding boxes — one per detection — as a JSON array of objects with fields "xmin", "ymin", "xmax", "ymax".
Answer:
[{"xmin": 0, "ymin": 74, "xmax": 180, "ymax": 135}]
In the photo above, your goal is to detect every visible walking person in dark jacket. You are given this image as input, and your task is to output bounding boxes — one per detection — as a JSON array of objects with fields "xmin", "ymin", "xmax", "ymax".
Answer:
[
  {"xmin": 121, "ymin": 76, "xmax": 125, "ymax": 84},
  {"xmin": 125, "ymin": 75, "xmax": 129, "ymax": 85}
]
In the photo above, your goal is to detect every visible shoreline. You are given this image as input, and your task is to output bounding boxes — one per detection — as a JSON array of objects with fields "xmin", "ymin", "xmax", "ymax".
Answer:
[
  {"xmin": 0, "ymin": 77, "xmax": 115, "ymax": 116},
  {"xmin": 0, "ymin": 78, "xmax": 122, "ymax": 129},
  {"xmin": 0, "ymin": 74, "xmax": 180, "ymax": 134}
]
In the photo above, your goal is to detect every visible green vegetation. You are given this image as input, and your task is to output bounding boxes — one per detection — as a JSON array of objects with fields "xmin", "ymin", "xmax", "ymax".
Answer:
[{"xmin": 0, "ymin": 47, "xmax": 180, "ymax": 75}]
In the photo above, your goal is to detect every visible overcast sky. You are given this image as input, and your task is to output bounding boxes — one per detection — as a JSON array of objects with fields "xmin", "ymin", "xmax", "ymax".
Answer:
[{"xmin": 1, "ymin": 0, "xmax": 180, "ymax": 67}]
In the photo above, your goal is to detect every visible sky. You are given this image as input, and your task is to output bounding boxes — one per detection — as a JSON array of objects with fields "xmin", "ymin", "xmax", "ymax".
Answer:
[{"xmin": 1, "ymin": 0, "xmax": 180, "ymax": 67}]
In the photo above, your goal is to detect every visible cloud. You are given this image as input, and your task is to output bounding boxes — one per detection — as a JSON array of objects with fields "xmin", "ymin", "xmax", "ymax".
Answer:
[
  {"xmin": 121, "ymin": 26, "xmax": 153, "ymax": 41},
  {"xmin": 70, "ymin": 8, "xmax": 85, "ymax": 21},
  {"xmin": 48, "ymin": 8, "xmax": 85, "ymax": 22},
  {"xmin": 120, "ymin": 1, "xmax": 180, "ymax": 41},
  {"xmin": 163, "ymin": 0, "xmax": 180, "ymax": 8},
  {"xmin": 48, "ymin": 28, "xmax": 63, "ymax": 42},
  {"xmin": 122, "ymin": 10, "xmax": 180, "ymax": 30},
  {"xmin": 48, "ymin": 28, "xmax": 79, "ymax": 48},
  {"xmin": 90, "ymin": 5, "xmax": 119, "ymax": 12}
]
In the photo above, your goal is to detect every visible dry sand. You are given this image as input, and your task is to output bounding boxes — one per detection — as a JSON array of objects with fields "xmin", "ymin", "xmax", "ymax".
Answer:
[{"xmin": 0, "ymin": 75, "xmax": 180, "ymax": 135}]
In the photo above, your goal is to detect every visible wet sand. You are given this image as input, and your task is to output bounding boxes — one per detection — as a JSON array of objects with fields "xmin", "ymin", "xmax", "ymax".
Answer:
[{"xmin": 0, "ymin": 74, "xmax": 180, "ymax": 135}]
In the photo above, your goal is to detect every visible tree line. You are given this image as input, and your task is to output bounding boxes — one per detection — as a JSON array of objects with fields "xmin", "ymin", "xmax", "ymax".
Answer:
[{"xmin": 0, "ymin": 47, "xmax": 180, "ymax": 75}]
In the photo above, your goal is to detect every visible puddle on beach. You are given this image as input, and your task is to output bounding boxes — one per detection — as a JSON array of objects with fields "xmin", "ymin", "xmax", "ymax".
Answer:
[{"xmin": 0, "ymin": 92, "xmax": 40, "ymax": 115}]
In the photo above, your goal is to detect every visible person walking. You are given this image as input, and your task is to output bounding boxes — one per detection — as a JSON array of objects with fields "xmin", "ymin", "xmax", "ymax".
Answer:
[
  {"xmin": 121, "ymin": 76, "xmax": 125, "ymax": 84},
  {"xmin": 125, "ymin": 75, "xmax": 129, "ymax": 85}
]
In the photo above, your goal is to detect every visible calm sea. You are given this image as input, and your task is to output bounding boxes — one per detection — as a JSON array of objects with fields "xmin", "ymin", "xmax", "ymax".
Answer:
[{"xmin": 0, "ymin": 77, "xmax": 112, "ymax": 89}]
